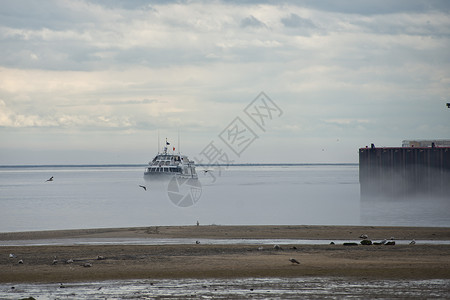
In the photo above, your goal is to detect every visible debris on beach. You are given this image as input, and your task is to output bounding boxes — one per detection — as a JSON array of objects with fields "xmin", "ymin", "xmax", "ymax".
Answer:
[
  {"xmin": 289, "ymin": 258, "xmax": 300, "ymax": 264},
  {"xmin": 360, "ymin": 239, "xmax": 372, "ymax": 245},
  {"xmin": 343, "ymin": 242, "xmax": 358, "ymax": 246},
  {"xmin": 273, "ymin": 244, "xmax": 282, "ymax": 250},
  {"xmin": 83, "ymin": 263, "xmax": 92, "ymax": 267}
]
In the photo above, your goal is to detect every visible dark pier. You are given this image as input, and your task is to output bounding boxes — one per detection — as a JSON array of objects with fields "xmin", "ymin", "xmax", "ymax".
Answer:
[{"xmin": 359, "ymin": 144, "xmax": 450, "ymax": 199}]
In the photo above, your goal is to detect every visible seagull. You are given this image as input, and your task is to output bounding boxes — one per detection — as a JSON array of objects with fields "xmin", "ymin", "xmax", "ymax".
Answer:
[
  {"xmin": 46, "ymin": 176, "xmax": 54, "ymax": 182},
  {"xmin": 289, "ymin": 258, "xmax": 300, "ymax": 264},
  {"xmin": 9, "ymin": 253, "xmax": 17, "ymax": 258},
  {"xmin": 65, "ymin": 259, "xmax": 74, "ymax": 264},
  {"xmin": 409, "ymin": 239, "xmax": 416, "ymax": 245},
  {"xmin": 52, "ymin": 258, "xmax": 58, "ymax": 265},
  {"xmin": 18, "ymin": 259, "xmax": 23, "ymax": 264},
  {"xmin": 195, "ymin": 240, "xmax": 201, "ymax": 244},
  {"xmin": 139, "ymin": 185, "xmax": 147, "ymax": 191},
  {"xmin": 359, "ymin": 234, "xmax": 368, "ymax": 239}
]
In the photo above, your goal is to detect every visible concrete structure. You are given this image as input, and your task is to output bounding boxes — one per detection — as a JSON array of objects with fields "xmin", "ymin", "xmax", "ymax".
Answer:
[{"xmin": 359, "ymin": 143, "xmax": 450, "ymax": 198}]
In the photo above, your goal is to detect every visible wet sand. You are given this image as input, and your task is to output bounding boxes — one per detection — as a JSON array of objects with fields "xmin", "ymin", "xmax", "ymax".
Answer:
[{"xmin": 1, "ymin": 225, "xmax": 450, "ymax": 283}]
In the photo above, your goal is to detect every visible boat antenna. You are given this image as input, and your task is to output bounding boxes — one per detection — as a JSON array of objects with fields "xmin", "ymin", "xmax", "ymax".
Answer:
[
  {"xmin": 178, "ymin": 129, "xmax": 180, "ymax": 154},
  {"xmin": 157, "ymin": 130, "xmax": 160, "ymax": 154}
]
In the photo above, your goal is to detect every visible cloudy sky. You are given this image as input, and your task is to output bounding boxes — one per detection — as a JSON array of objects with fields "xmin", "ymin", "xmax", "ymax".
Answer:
[{"xmin": 1, "ymin": 0, "xmax": 449, "ymax": 164}]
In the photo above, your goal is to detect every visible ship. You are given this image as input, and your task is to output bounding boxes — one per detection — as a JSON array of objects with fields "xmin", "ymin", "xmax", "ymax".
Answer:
[{"xmin": 144, "ymin": 139, "xmax": 198, "ymax": 179}]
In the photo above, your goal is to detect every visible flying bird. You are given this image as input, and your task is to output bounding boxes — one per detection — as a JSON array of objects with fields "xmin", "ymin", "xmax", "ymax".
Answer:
[
  {"xmin": 139, "ymin": 185, "xmax": 147, "ymax": 191},
  {"xmin": 46, "ymin": 176, "xmax": 54, "ymax": 182},
  {"xmin": 289, "ymin": 258, "xmax": 300, "ymax": 264}
]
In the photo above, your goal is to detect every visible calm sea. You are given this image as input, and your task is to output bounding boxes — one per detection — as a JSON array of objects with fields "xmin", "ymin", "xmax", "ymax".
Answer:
[{"xmin": 0, "ymin": 164, "xmax": 448, "ymax": 232}]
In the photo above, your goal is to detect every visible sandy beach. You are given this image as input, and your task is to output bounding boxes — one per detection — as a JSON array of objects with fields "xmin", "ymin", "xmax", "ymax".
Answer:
[{"xmin": 1, "ymin": 225, "xmax": 450, "ymax": 283}]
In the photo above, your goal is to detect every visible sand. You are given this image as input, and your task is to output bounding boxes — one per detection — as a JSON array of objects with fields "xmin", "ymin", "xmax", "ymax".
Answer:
[{"xmin": 1, "ymin": 225, "xmax": 449, "ymax": 283}]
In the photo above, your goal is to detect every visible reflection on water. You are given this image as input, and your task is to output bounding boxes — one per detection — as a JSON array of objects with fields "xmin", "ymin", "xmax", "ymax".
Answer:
[
  {"xmin": 361, "ymin": 196, "xmax": 450, "ymax": 227},
  {"xmin": 2, "ymin": 237, "xmax": 450, "ymax": 247},
  {"xmin": 1, "ymin": 277, "xmax": 449, "ymax": 299}
]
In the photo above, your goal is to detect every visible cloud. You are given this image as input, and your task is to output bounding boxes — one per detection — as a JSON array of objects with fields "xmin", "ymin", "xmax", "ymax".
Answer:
[
  {"xmin": 240, "ymin": 15, "xmax": 267, "ymax": 28},
  {"xmin": 299, "ymin": 0, "xmax": 450, "ymax": 15},
  {"xmin": 281, "ymin": 13, "xmax": 316, "ymax": 29},
  {"xmin": 0, "ymin": 99, "xmax": 135, "ymax": 128},
  {"xmin": 102, "ymin": 99, "xmax": 158, "ymax": 105}
]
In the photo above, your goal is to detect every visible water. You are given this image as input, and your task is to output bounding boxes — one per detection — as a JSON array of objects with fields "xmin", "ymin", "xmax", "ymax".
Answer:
[
  {"xmin": 1, "ymin": 277, "xmax": 449, "ymax": 299},
  {"xmin": 0, "ymin": 164, "xmax": 449, "ymax": 233}
]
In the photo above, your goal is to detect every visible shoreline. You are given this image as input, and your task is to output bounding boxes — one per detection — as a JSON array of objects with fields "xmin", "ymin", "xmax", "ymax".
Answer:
[
  {"xmin": 2, "ymin": 225, "xmax": 450, "ymax": 241},
  {"xmin": 1, "ymin": 225, "xmax": 449, "ymax": 283}
]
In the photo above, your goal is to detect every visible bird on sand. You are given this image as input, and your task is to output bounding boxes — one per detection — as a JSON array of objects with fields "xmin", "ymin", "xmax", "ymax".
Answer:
[
  {"xmin": 409, "ymin": 239, "xmax": 416, "ymax": 245},
  {"xmin": 289, "ymin": 258, "xmax": 300, "ymax": 264},
  {"xmin": 139, "ymin": 185, "xmax": 147, "ymax": 191},
  {"xmin": 46, "ymin": 176, "xmax": 54, "ymax": 182},
  {"xmin": 359, "ymin": 234, "xmax": 368, "ymax": 239}
]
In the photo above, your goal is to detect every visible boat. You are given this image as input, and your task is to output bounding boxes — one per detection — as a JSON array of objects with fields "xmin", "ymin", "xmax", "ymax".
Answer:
[{"xmin": 144, "ymin": 139, "xmax": 198, "ymax": 179}]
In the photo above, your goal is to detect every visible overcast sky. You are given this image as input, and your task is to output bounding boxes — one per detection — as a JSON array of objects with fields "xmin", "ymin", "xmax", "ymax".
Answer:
[{"xmin": 1, "ymin": 0, "xmax": 449, "ymax": 164}]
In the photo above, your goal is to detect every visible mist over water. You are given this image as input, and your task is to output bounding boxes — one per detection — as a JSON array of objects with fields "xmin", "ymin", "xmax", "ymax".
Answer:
[{"xmin": 0, "ymin": 164, "xmax": 448, "ymax": 232}]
